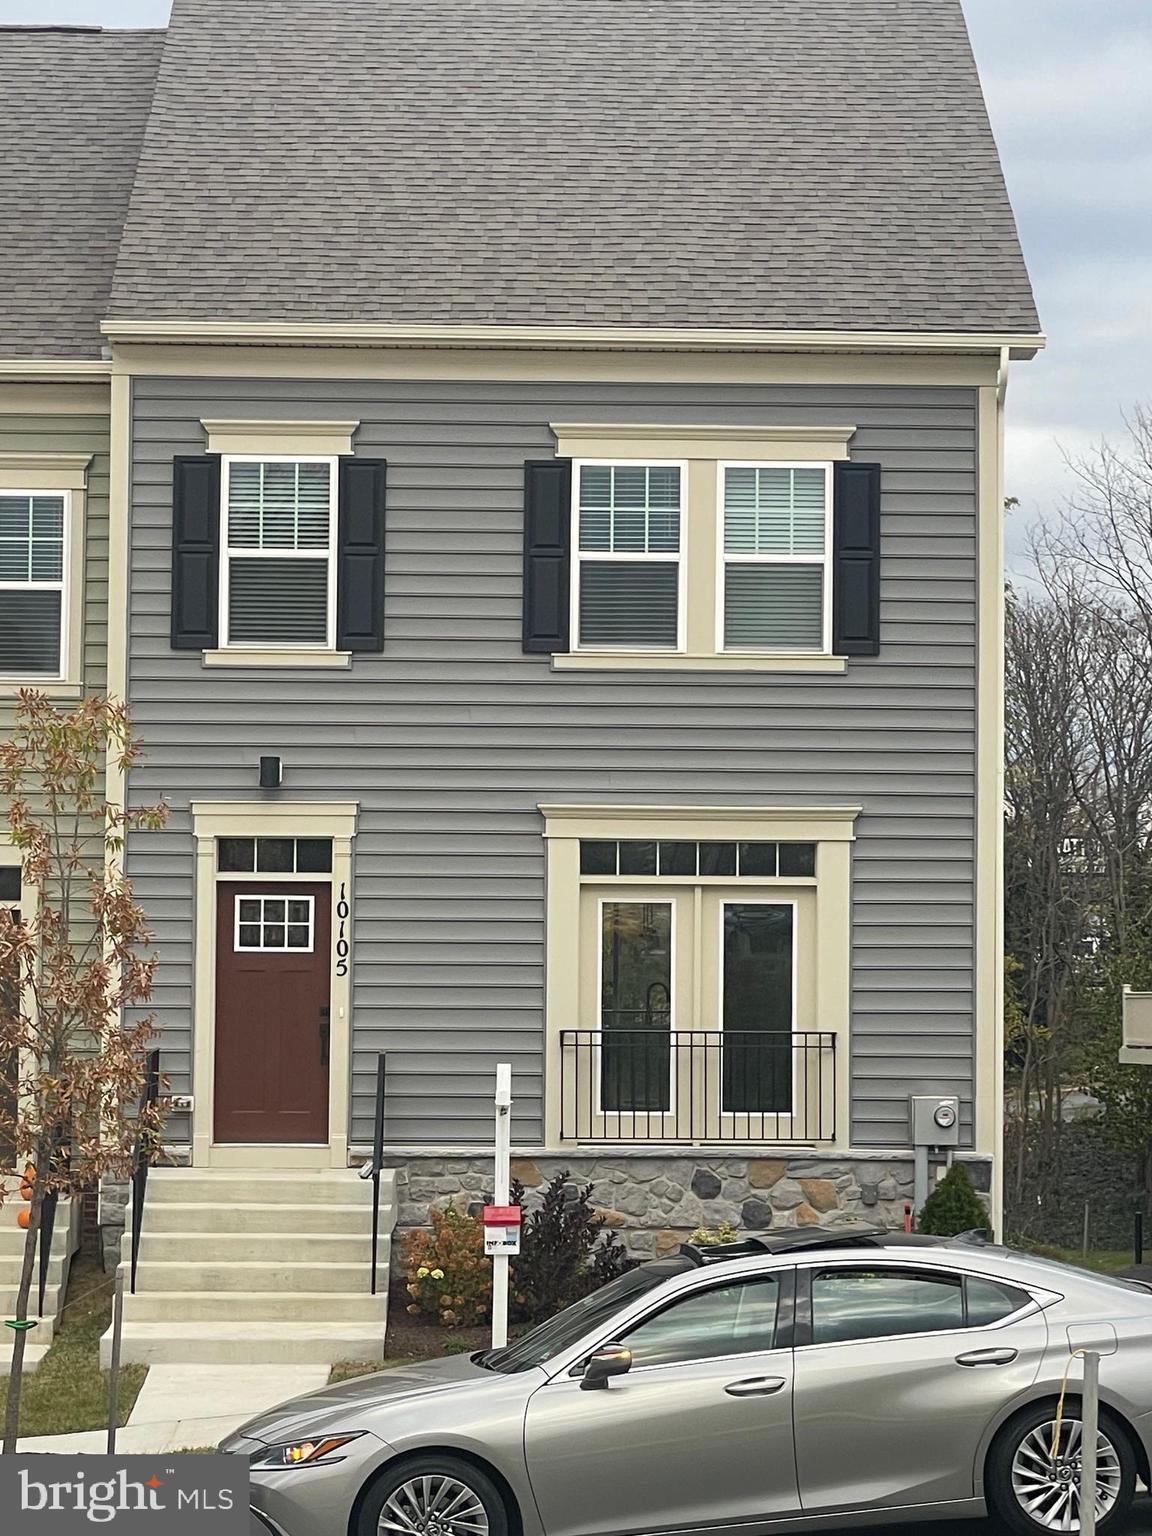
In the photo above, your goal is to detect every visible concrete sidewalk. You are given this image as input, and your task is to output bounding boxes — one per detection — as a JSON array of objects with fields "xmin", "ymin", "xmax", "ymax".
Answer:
[{"xmin": 17, "ymin": 1364, "xmax": 330, "ymax": 1455}]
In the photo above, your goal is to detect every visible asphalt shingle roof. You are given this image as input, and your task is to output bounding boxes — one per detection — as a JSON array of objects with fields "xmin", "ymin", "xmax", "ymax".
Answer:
[
  {"xmin": 108, "ymin": 0, "xmax": 1039, "ymax": 335},
  {"xmin": 0, "ymin": 27, "xmax": 164, "ymax": 358}
]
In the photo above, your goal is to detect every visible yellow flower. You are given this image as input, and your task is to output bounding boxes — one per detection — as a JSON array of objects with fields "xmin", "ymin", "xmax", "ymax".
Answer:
[
  {"xmin": 431, "ymin": 1268, "xmax": 445, "ymax": 1281},
  {"xmin": 416, "ymin": 1266, "xmax": 430, "ymax": 1279}
]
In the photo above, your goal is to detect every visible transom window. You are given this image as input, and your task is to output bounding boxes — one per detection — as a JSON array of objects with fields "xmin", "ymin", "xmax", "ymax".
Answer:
[
  {"xmin": 574, "ymin": 462, "xmax": 683, "ymax": 650},
  {"xmin": 721, "ymin": 464, "xmax": 831, "ymax": 652},
  {"xmin": 580, "ymin": 840, "xmax": 816, "ymax": 878},
  {"xmin": 235, "ymin": 894, "xmax": 315, "ymax": 952},
  {"xmin": 0, "ymin": 493, "xmax": 67, "ymax": 677},
  {"xmin": 218, "ymin": 837, "xmax": 333, "ymax": 874},
  {"xmin": 222, "ymin": 458, "xmax": 336, "ymax": 648}
]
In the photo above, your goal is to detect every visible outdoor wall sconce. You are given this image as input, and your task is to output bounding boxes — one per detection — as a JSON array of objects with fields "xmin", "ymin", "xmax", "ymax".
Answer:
[{"xmin": 259, "ymin": 755, "xmax": 283, "ymax": 790}]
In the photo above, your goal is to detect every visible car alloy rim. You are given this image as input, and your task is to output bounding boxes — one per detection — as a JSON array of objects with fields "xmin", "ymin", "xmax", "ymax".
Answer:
[
  {"xmin": 1011, "ymin": 1418, "xmax": 1123, "ymax": 1532},
  {"xmin": 378, "ymin": 1473, "xmax": 490, "ymax": 1536}
]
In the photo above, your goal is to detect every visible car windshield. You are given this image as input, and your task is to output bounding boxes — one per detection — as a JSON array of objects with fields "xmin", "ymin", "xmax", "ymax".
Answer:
[{"xmin": 479, "ymin": 1257, "xmax": 693, "ymax": 1374}]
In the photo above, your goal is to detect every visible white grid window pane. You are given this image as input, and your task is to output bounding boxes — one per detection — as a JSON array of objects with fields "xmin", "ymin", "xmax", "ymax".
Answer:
[
  {"xmin": 235, "ymin": 894, "xmax": 315, "ymax": 952},
  {"xmin": 724, "ymin": 467, "xmax": 826, "ymax": 555},
  {"xmin": 228, "ymin": 461, "xmax": 331, "ymax": 551},
  {"xmin": 578, "ymin": 465, "xmax": 681, "ymax": 554},
  {"xmin": 0, "ymin": 494, "xmax": 65, "ymax": 582},
  {"xmin": 724, "ymin": 564, "xmax": 824, "ymax": 649}
]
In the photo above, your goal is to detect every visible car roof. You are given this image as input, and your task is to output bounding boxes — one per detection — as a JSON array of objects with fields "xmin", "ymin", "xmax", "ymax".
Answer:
[{"xmin": 678, "ymin": 1225, "xmax": 962, "ymax": 1266}]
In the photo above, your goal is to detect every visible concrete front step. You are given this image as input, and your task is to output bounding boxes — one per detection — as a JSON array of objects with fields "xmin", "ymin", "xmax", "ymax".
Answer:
[
  {"xmin": 0, "ymin": 1255, "xmax": 65, "ymax": 1287},
  {"xmin": 125, "ymin": 1230, "xmax": 392, "ymax": 1265},
  {"xmin": 143, "ymin": 1201, "xmax": 390, "ymax": 1234},
  {"xmin": 0, "ymin": 1282, "xmax": 63, "ymax": 1318},
  {"xmin": 0, "ymin": 1331, "xmax": 50, "ymax": 1376},
  {"xmin": 0, "ymin": 1221, "xmax": 80, "ymax": 1258},
  {"xmin": 130, "ymin": 1258, "xmax": 390, "ymax": 1294},
  {"xmin": 145, "ymin": 1170, "xmax": 381, "ymax": 1205},
  {"xmin": 101, "ymin": 1322, "xmax": 388, "ymax": 1368},
  {"xmin": 123, "ymin": 1290, "xmax": 389, "ymax": 1324}
]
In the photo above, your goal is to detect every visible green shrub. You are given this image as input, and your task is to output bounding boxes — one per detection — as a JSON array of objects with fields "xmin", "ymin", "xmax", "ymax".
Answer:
[
  {"xmin": 918, "ymin": 1162, "xmax": 989, "ymax": 1236},
  {"xmin": 689, "ymin": 1222, "xmax": 742, "ymax": 1246},
  {"xmin": 511, "ymin": 1171, "xmax": 630, "ymax": 1322}
]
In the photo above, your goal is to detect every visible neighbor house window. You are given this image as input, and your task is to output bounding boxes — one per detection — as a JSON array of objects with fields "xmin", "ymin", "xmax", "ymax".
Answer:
[
  {"xmin": 720, "ymin": 464, "xmax": 831, "ymax": 652},
  {"xmin": 221, "ymin": 458, "xmax": 336, "ymax": 648},
  {"xmin": 574, "ymin": 462, "xmax": 684, "ymax": 650},
  {"xmin": 0, "ymin": 492, "xmax": 68, "ymax": 677}
]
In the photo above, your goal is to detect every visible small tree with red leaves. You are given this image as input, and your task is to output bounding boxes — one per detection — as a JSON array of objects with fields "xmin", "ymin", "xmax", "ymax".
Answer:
[{"xmin": 0, "ymin": 692, "xmax": 166, "ymax": 1452}]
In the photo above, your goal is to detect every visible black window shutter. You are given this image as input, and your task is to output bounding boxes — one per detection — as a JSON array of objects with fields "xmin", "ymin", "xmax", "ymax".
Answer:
[
  {"xmin": 171, "ymin": 455, "xmax": 221, "ymax": 650},
  {"xmin": 523, "ymin": 459, "xmax": 571, "ymax": 654},
  {"xmin": 832, "ymin": 461, "xmax": 882, "ymax": 657},
  {"xmin": 337, "ymin": 457, "xmax": 387, "ymax": 652}
]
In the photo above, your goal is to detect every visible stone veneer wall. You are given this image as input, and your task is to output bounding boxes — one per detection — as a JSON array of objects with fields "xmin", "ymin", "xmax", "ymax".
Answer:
[{"xmin": 393, "ymin": 1153, "xmax": 992, "ymax": 1259}]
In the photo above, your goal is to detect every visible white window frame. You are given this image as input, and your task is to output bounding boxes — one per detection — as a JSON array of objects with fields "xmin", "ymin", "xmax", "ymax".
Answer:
[
  {"xmin": 219, "ymin": 455, "xmax": 339, "ymax": 652},
  {"xmin": 716, "ymin": 896, "xmax": 799, "ymax": 1125},
  {"xmin": 233, "ymin": 892, "xmax": 316, "ymax": 953},
  {"xmin": 0, "ymin": 488, "xmax": 71, "ymax": 683},
  {"xmin": 570, "ymin": 458, "xmax": 688, "ymax": 654},
  {"xmin": 595, "ymin": 893, "xmax": 679, "ymax": 1126},
  {"xmin": 715, "ymin": 461, "xmax": 834, "ymax": 655}
]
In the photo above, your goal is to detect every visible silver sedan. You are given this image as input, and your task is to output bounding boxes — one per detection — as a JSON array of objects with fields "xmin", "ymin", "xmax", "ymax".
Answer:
[{"xmin": 222, "ymin": 1228, "xmax": 1152, "ymax": 1536}]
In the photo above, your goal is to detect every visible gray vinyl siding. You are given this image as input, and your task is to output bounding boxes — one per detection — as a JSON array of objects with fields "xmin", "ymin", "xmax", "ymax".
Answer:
[
  {"xmin": 125, "ymin": 378, "xmax": 979, "ymax": 1152},
  {"xmin": 0, "ymin": 402, "xmax": 112, "ymax": 713}
]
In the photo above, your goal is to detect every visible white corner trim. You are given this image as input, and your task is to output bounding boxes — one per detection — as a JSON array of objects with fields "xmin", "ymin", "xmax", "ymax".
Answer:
[
  {"xmin": 102, "ymin": 319, "xmax": 1047, "ymax": 360},
  {"xmin": 201, "ymin": 419, "xmax": 360, "ymax": 456},
  {"xmin": 201, "ymin": 648, "xmax": 352, "ymax": 670},
  {"xmin": 551, "ymin": 652, "xmax": 847, "ymax": 674},
  {"xmin": 0, "ymin": 451, "xmax": 92, "ymax": 491},
  {"xmin": 551, "ymin": 422, "xmax": 856, "ymax": 461}
]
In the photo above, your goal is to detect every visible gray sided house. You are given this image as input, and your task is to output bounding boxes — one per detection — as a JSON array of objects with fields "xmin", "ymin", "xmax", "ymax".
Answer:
[
  {"xmin": 8, "ymin": 0, "xmax": 1043, "ymax": 1365},
  {"xmin": 0, "ymin": 23, "xmax": 162, "ymax": 1369}
]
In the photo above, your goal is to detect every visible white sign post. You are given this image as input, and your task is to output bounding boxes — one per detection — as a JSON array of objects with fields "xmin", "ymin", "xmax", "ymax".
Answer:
[{"xmin": 488, "ymin": 1063, "xmax": 515, "ymax": 1350}]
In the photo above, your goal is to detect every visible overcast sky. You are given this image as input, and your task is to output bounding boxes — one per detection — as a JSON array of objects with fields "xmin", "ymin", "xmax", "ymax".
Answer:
[{"xmin": 5, "ymin": 0, "xmax": 1148, "ymax": 571}]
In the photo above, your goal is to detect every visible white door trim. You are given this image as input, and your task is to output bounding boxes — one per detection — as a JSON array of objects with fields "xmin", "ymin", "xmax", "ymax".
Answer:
[{"xmin": 190, "ymin": 800, "xmax": 358, "ymax": 1169}]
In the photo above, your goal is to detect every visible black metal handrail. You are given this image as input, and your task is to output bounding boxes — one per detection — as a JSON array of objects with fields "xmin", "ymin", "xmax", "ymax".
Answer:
[
  {"xmin": 129, "ymin": 1048, "xmax": 161, "ymax": 1296},
  {"xmin": 370, "ymin": 1052, "xmax": 387, "ymax": 1296},
  {"xmin": 560, "ymin": 1029, "xmax": 836, "ymax": 1143}
]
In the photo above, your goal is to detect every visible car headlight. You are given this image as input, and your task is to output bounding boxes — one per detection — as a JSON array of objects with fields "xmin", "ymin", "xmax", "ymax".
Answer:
[{"xmin": 250, "ymin": 1433, "xmax": 365, "ymax": 1469}]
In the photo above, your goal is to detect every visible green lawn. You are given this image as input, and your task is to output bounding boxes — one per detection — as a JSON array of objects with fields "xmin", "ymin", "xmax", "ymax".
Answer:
[
  {"xmin": 1027, "ymin": 1245, "xmax": 1134, "ymax": 1274},
  {"xmin": 0, "ymin": 1255, "xmax": 148, "ymax": 1438}
]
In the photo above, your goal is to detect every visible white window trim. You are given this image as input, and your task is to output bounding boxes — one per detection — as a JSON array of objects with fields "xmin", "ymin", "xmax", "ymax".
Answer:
[
  {"xmin": 542, "ymin": 804, "xmax": 857, "ymax": 1152},
  {"xmin": 715, "ymin": 460, "xmax": 834, "ymax": 656},
  {"xmin": 0, "ymin": 485, "xmax": 81, "ymax": 690},
  {"xmin": 570, "ymin": 458, "xmax": 688, "ymax": 655},
  {"xmin": 219, "ymin": 454, "xmax": 339, "ymax": 654}
]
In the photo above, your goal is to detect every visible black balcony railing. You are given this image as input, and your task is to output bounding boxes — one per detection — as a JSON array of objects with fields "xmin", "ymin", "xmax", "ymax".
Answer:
[{"xmin": 560, "ymin": 1027, "xmax": 836, "ymax": 1143}]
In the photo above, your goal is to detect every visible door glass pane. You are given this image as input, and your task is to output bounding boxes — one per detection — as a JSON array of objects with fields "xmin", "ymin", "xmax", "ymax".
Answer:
[
  {"xmin": 722, "ymin": 904, "xmax": 793, "ymax": 1113},
  {"xmin": 623, "ymin": 1277, "xmax": 780, "ymax": 1368},
  {"xmin": 601, "ymin": 902, "xmax": 672, "ymax": 1113},
  {"xmin": 810, "ymin": 1269, "xmax": 965, "ymax": 1345}
]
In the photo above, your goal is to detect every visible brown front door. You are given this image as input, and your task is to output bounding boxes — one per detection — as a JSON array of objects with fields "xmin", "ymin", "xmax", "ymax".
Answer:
[{"xmin": 214, "ymin": 882, "xmax": 330, "ymax": 1144}]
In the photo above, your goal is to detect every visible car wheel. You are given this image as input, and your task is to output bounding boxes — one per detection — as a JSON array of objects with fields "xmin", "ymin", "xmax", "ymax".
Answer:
[
  {"xmin": 987, "ymin": 1402, "xmax": 1137, "ymax": 1536},
  {"xmin": 358, "ymin": 1454, "xmax": 509, "ymax": 1536}
]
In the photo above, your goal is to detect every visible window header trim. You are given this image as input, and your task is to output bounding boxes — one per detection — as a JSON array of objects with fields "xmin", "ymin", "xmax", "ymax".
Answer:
[
  {"xmin": 552, "ymin": 423, "xmax": 855, "ymax": 462},
  {"xmin": 201, "ymin": 420, "xmax": 359, "ymax": 457}
]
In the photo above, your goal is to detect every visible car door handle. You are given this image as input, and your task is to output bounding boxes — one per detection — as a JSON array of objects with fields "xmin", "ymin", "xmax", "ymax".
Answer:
[
  {"xmin": 724, "ymin": 1376, "xmax": 787, "ymax": 1397},
  {"xmin": 955, "ymin": 1348, "xmax": 1018, "ymax": 1367}
]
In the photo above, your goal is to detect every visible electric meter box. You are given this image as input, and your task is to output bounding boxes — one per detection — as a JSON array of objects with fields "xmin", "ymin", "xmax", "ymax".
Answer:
[{"xmin": 910, "ymin": 1095, "xmax": 961, "ymax": 1147}]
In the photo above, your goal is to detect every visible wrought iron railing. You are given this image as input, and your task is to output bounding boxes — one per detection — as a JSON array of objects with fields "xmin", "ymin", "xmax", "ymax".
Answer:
[
  {"xmin": 129, "ymin": 1048, "xmax": 161, "ymax": 1295},
  {"xmin": 560, "ymin": 1028, "xmax": 836, "ymax": 1143},
  {"xmin": 369, "ymin": 1052, "xmax": 387, "ymax": 1296}
]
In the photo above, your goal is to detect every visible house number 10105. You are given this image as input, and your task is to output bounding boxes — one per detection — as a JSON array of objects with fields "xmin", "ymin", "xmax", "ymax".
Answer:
[{"xmin": 335, "ymin": 883, "xmax": 350, "ymax": 976}]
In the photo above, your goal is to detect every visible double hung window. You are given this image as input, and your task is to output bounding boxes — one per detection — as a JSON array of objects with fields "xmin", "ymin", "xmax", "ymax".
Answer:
[
  {"xmin": 0, "ymin": 492, "xmax": 68, "ymax": 677},
  {"xmin": 221, "ymin": 458, "xmax": 336, "ymax": 649},
  {"xmin": 720, "ymin": 464, "xmax": 831, "ymax": 652},
  {"xmin": 574, "ymin": 462, "xmax": 683, "ymax": 650}
]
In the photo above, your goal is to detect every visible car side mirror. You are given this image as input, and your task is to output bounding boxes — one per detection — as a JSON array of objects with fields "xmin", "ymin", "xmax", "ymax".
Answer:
[{"xmin": 580, "ymin": 1344, "xmax": 633, "ymax": 1391}]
